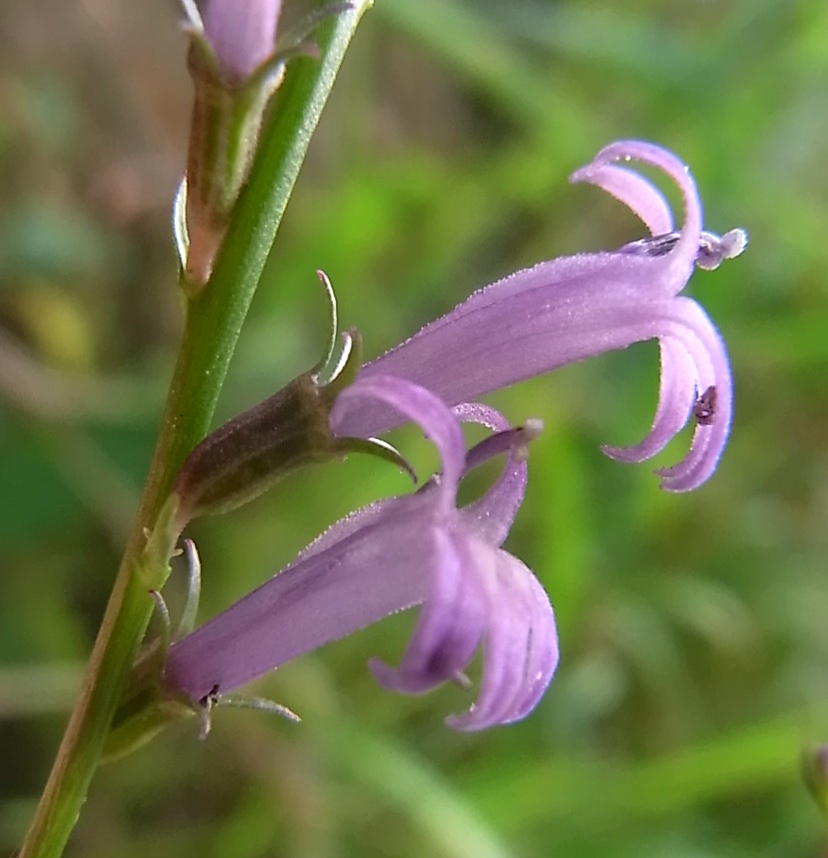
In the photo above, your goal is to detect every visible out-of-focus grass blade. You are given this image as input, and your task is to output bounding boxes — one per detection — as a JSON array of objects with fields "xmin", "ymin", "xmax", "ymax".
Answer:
[
  {"xmin": 463, "ymin": 706, "xmax": 828, "ymax": 831},
  {"xmin": 481, "ymin": 1, "xmax": 703, "ymax": 90},
  {"xmin": 377, "ymin": 0, "xmax": 594, "ymax": 148},
  {"xmin": 0, "ymin": 663, "xmax": 83, "ymax": 718},
  {"xmin": 328, "ymin": 720, "xmax": 513, "ymax": 858}
]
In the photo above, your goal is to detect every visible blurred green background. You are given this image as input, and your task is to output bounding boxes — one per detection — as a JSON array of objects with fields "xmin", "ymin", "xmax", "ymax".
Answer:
[{"xmin": 2, "ymin": 0, "xmax": 828, "ymax": 855}]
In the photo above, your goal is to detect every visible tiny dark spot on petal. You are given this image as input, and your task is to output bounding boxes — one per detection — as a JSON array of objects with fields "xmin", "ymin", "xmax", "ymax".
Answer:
[{"xmin": 693, "ymin": 386, "xmax": 717, "ymax": 425}]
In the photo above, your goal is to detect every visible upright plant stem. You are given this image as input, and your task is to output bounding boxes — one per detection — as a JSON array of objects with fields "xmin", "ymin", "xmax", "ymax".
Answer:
[
  {"xmin": 18, "ymin": 6, "xmax": 371, "ymax": 856},
  {"xmin": 17, "ymin": 305, "xmax": 221, "ymax": 858}
]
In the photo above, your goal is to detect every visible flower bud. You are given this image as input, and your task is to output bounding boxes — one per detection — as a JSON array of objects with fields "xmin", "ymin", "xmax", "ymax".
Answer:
[
  {"xmin": 181, "ymin": 0, "xmax": 287, "ymax": 287},
  {"xmin": 179, "ymin": 3, "xmax": 351, "ymax": 288},
  {"xmin": 201, "ymin": 0, "xmax": 283, "ymax": 84}
]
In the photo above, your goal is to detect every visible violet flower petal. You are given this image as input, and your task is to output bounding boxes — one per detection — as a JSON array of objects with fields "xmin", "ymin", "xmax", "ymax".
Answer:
[
  {"xmin": 446, "ymin": 542, "xmax": 558, "ymax": 731},
  {"xmin": 370, "ymin": 528, "xmax": 558, "ymax": 730},
  {"xmin": 452, "ymin": 403, "xmax": 539, "ymax": 547},
  {"xmin": 165, "ymin": 517, "xmax": 431, "ymax": 701},
  {"xmin": 651, "ymin": 297, "xmax": 733, "ymax": 491},
  {"xmin": 602, "ymin": 336, "xmax": 697, "ymax": 463},
  {"xmin": 368, "ymin": 402, "xmax": 556, "ymax": 725},
  {"xmin": 370, "ymin": 528, "xmax": 488, "ymax": 694},
  {"xmin": 167, "ymin": 377, "xmax": 558, "ymax": 729},
  {"xmin": 574, "ymin": 162, "xmax": 674, "ymax": 236},
  {"xmin": 510, "ymin": 573, "xmax": 561, "ymax": 721},
  {"xmin": 570, "ymin": 139, "xmax": 701, "ymax": 288},
  {"xmin": 332, "ymin": 373, "xmax": 467, "ymax": 494},
  {"xmin": 332, "ymin": 140, "xmax": 740, "ymax": 491}
]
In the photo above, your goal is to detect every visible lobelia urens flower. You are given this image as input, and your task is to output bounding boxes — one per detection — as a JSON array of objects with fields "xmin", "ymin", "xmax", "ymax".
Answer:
[
  {"xmin": 159, "ymin": 138, "xmax": 744, "ymax": 738},
  {"xmin": 334, "ymin": 140, "xmax": 747, "ymax": 491},
  {"xmin": 165, "ymin": 375, "xmax": 558, "ymax": 731}
]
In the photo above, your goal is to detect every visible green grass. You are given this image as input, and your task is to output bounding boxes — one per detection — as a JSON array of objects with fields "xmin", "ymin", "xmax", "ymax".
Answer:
[{"xmin": 1, "ymin": 0, "xmax": 827, "ymax": 855}]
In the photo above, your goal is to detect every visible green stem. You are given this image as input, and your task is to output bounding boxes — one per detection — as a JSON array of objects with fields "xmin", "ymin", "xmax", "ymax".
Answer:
[{"xmin": 18, "ymin": 5, "xmax": 371, "ymax": 857}]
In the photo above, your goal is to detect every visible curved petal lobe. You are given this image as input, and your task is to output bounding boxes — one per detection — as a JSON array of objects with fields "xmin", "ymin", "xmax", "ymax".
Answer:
[
  {"xmin": 574, "ymin": 139, "xmax": 703, "ymax": 285},
  {"xmin": 569, "ymin": 162, "xmax": 673, "ymax": 236},
  {"xmin": 370, "ymin": 529, "xmax": 487, "ymax": 694},
  {"xmin": 602, "ymin": 336, "xmax": 696, "ymax": 464},
  {"xmin": 446, "ymin": 541, "xmax": 558, "ymax": 731}
]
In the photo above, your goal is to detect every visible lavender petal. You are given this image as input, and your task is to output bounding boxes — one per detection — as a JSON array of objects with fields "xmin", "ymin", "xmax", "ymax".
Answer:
[
  {"xmin": 569, "ymin": 162, "xmax": 673, "ymax": 236},
  {"xmin": 571, "ymin": 139, "xmax": 702, "ymax": 286},
  {"xmin": 446, "ymin": 544, "xmax": 558, "ymax": 731},
  {"xmin": 602, "ymin": 336, "xmax": 697, "ymax": 463},
  {"xmin": 166, "ymin": 519, "xmax": 430, "ymax": 702},
  {"xmin": 370, "ymin": 529, "xmax": 487, "ymax": 694}
]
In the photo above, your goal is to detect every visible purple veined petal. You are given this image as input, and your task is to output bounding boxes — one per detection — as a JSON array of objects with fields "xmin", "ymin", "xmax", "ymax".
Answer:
[
  {"xmin": 292, "ymin": 491, "xmax": 428, "ymax": 564},
  {"xmin": 397, "ymin": 252, "xmax": 659, "ymax": 339},
  {"xmin": 370, "ymin": 529, "xmax": 488, "ymax": 694},
  {"xmin": 478, "ymin": 567, "xmax": 559, "ymax": 727},
  {"xmin": 331, "ymin": 141, "xmax": 737, "ymax": 490},
  {"xmin": 202, "ymin": 0, "xmax": 282, "ymax": 82},
  {"xmin": 569, "ymin": 162, "xmax": 673, "ymax": 236},
  {"xmin": 166, "ymin": 519, "xmax": 431, "ymax": 702},
  {"xmin": 347, "ymin": 288, "xmax": 729, "ymax": 490},
  {"xmin": 333, "ymin": 374, "xmax": 467, "ymax": 494},
  {"xmin": 571, "ymin": 140, "xmax": 702, "ymax": 288},
  {"xmin": 602, "ymin": 336, "xmax": 697, "ymax": 464},
  {"xmin": 654, "ymin": 299, "xmax": 733, "ymax": 491},
  {"xmin": 440, "ymin": 293, "xmax": 729, "ymax": 492},
  {"xmin": 460, "ymin": 461, "xmax": 527, "ymax": 548},
  {"xmin": 590, "ymin": 296, "xmax": 730, "ymax": 490},
  {"xmin": 508, "ymin": 571, "xmax": 560, "ymax": 721},
  {"xmin": 450, "ymin": 402, "xmax": 529, "ymax": 546},
  {"xmin": 446, "ymin": 542, "xmax": 558, "ymax": 731},
  {"xmin": 345, "ymin": 282, "xmax": 686, "ymax": 435},
  {"xmin": 458, "ymin": 549, "xmax": 544, "ymax": 730},
  {"xmin": 452, "ymin": 402, "xmax": 510, "ymax": 436},
  {"xmin": 337, "ymin": 253, "xmax": 686, "ymax": 441}
]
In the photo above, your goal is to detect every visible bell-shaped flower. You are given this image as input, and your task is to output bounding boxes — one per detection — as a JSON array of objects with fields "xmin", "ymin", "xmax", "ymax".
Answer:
[
  {"xmin": 165, "ymin": 375, "xmax": 558, "ymax": 730},
  {"xmin": 334, "ymin": 140, "xmax": 746, "ymax": 491}
]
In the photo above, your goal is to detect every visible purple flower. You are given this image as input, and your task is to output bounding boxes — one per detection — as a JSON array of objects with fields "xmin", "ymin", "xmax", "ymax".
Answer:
[
  {"xmin": 334, "ymin": 140, "xmax": 746, "ymax": 491},
  {"xmin": 200, "ymin": 0, "xmax": 282, "ymax": 82},
  {"xmin": 165, "ymin": 375, "xmax": 558, "ymax": 730}
]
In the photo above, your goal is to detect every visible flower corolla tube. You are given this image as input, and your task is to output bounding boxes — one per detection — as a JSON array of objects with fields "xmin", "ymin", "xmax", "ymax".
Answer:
[
  {"xmin": 166, "ymin": 375, "xmax": 558, "ymax": 731},
  {"xmin": 335, "ymin": 140, "xmax": 746, "ymax": 491}
]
